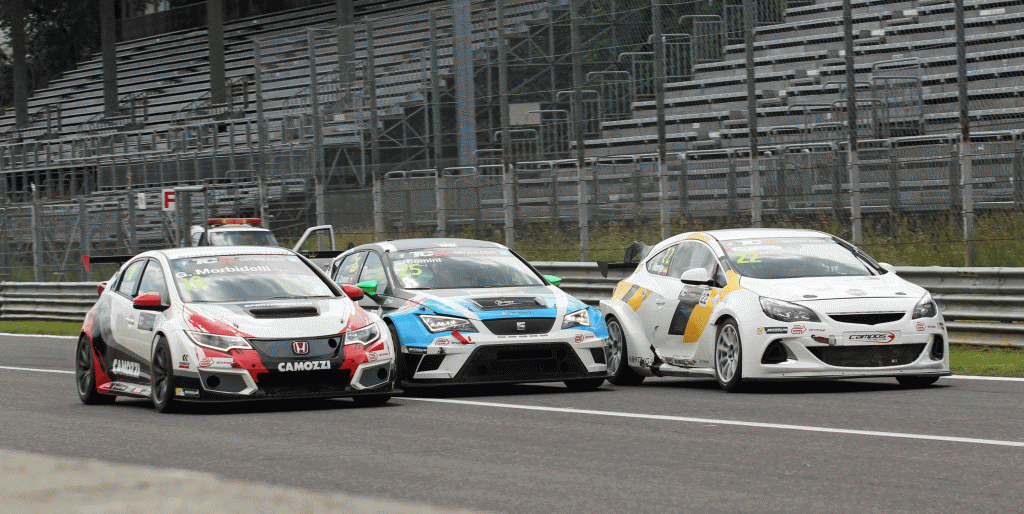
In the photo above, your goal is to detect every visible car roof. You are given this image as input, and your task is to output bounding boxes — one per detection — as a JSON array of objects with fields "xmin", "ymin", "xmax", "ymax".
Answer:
[
  {"xmin": 703, "ymin": 228, "xmax": 831, "ymax": 241},
  {"xmin": 143, "ymin": 246, "xmax": 295, "ymax": 260},
  {"xmin": 355, "ymin": 238, "xmax": 507, "ymax": 252},
  {"xmin": 207, "ymin": 226, "xmax": 271, "ymax": 232}
]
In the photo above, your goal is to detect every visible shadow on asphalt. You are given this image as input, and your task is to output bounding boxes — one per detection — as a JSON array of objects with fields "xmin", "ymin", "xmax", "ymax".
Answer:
[
  {"xmin": 104, "ymin": 396, "xmax": 394, "ymax": 415},
  {"xmin": 401, "ymin": 382, "xmax": 613, "ymax": 399},
  {"xmin": 635, "ymin": 377, "xmax": 952, "ymax": 395}
]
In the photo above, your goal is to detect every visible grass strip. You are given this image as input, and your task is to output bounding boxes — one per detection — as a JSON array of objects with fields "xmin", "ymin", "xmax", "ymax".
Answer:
[
  {"xmin": 0, "ymin": 321, "xmax": 82, "ymax": 337},
  {"xmin": 950, "ymin": 343, "xmax": 1024, "ymax": 378}
]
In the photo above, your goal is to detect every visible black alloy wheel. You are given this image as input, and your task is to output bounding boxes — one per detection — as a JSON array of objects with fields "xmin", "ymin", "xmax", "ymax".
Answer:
[
  {"xmin": 151, "ymin": 337, "xmax": 178, "ymax": 413},
  {"xmin": 75, "ymin": 335, "xmax": 115, "ymax": 405}
]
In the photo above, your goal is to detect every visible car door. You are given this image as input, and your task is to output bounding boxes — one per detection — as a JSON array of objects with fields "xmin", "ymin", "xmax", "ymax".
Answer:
[
  {"xmin": 644, "ymin": 243, "xmax": 695, "ymax": 356},
  {"xmin": 107, "ymin": 259, "xmax": 149, "ymax": 383},
  {"xmin": 658, "ymin": 241, "xmax": 726, "ymax": 359},
  {"xmin": 125, "ymin": 260, "xmax": 169, "ymax": 374},
  {"xmin": 634, "ymin": 244, "xmax": 691, "ymax": 345},
  {"xmin": 355, "ymin": 251, "xmax": 391, "ymax": 313}
]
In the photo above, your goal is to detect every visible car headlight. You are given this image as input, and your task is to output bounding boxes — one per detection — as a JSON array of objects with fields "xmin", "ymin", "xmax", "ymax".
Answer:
[
  {"xmin": 760, "ymin": 297, "xmax": 820, "ymax": 323},
  {"xmin": 345, "ymin": 323, "xmax": 381, "ymax": 346},
  {"xmin": 185, "ymin": 331, "xmax": 252, "ymax": 351},
  {"xmin": 562, "ymin": 308, "xmax": 591, "ymax": 329},
  {"xmin": 418, "ymin": 314, "xmax": 477, "ymax": 333},
  {"xmin": 913, "ymin": 296, "xmax": 938, "ymax": 319}
]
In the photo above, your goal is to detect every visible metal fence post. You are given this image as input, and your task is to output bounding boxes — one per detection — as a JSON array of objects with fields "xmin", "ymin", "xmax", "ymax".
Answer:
[
  {"xmin": 436, "ymin": 169, "xmax": 447, "ymax": 237},
  {"xmin": 372, "ymin": 173, "xmax": 384, "ymax": 241},
  {"xmin": 1014, "ymin": 147, "xmax": 1023, "ymax": 208},
  {"xmin": 888, "ymin": 151, "xmax": 901, "ymax": 214},
  {"xmin": 949, "ymin": 149, "xmax": 961, "ymax": 212},
  {"xmin": 127, "ymin": 191, "xmax": 137, "ymax": 255},
  {"xmin": 678, "ymin": 155, "xmax": 688, "ymax": 223},
  {"xmin": 727, "ymin": 154, "xmax": 738, "ymax": 219},
  {"xmin": 308, "ymin": 28, "xmax": 326, "ymax": 227},
  {"xmin": 776, "ymin": 157, "xmax": 788, "ymax": 215},
  {"xmin": 31, "ymin": 188, "xmax": 42, "ymax": 281},
  {"xmin": 551, "ymin": 165, "xmax": 561, "ymax": 229},
  {"xmin": 497, "ymin": 0, "xmax": 514, "ymax": 249},
  {"xmin": 79, "ymin": 196, "xmax": 91, "ymax": 282}
]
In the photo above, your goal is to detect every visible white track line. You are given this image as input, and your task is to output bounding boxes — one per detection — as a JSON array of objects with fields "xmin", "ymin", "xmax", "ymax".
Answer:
[
  {"xmin": 0, "ymin": 365, "xmax": 74, "ymax": 374},
  {"xmin": 947, "ymin": 375, "xmax": 1024, "ymax": 382},
  {"xmin": 0, "ymin": 333, "xmax": 77, "ymax": 340},
  {"xmin": 403, "ymin": 397, "xmax": 1024, "ymax": 448}
]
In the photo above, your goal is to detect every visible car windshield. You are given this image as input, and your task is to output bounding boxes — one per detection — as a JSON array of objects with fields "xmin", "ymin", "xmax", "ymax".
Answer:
[
  {"xmin": 208, "ymin": 230, "xmax": 279, "ymax": 247},
  {"xmin": 389, "ymin": 247, "xmax": 544, "ymax": 289},
  {"xmin": 721, "ymin": 237, "xmax": 875, "ymax": 279},
  {"xmin": 170, "ymin": 254, "xmax": 334, "ymax": 302}
]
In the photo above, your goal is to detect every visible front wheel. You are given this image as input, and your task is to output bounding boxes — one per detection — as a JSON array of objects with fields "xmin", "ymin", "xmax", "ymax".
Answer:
[
  {"xmin": 714, "ymin": 319, "xmax": 744, "ymax": 392},
  {"xmin": 896, "ymin": 375, "xmax": 940, "ymax": 388},
  {"xmin": 564, "ymin": 377, "xmax": 605, "ymax": 391},
  {"xmin": 151, "ymin": 337, "xmax": 178, "ymax": 413},
  {"xmin": 605, "ymin": 317, "xmax": 645, "ymax": 386},
  {"xmin": 388, "ymin": 324, "xmax": 410, "ymax": 384},
  {"xmin": 75, "ymin": 335, "xmax": 115, "ymax": 405}
]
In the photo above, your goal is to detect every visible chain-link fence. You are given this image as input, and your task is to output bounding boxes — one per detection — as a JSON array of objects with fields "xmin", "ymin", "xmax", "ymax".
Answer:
[{"xmin": 7, "ymin": 0, "xmax": 1024, "ymax": 277}]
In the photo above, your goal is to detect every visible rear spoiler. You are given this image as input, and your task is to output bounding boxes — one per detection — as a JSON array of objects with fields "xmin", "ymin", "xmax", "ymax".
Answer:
[
  {"xmin": 596, "ymin": 241, "xmax": 650, "ymax": 278},
  {"xmin": 301, "ymin": 250, "xmax": 344, "ymax": 259},
  {"xmin": 82, "ymin": 255, "xmax": 134, "ymax": 272}
]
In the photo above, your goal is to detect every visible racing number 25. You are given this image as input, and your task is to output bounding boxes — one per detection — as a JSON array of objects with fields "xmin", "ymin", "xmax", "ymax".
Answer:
[{"xmin": 395, "ymin": 264, "xmax": 423, "ymax": 278}]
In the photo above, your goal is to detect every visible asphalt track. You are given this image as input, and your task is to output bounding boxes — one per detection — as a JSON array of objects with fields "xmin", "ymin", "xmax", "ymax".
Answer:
[{"xmin": 2, "ymin": 334, "xmax": 1023, "ymax": 514}]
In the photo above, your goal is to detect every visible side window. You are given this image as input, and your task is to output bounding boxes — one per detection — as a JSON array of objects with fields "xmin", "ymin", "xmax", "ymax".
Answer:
[
  {"xmin": 333, "ymin": 252, "xmax": 365, "ymax": 285},
  {"xmin": 115, "ymin": 260, "xmax": 147, "ymax": 297},
  {"xmin": 359, "ymin": 252, "xmax": 390, "ymax": 295},
  {"xmin": 646, "ymin": 246, "xmax": 678, "ymax": 276},
  {"xmin": 687, "ymin": 242, "xmax": 717, "ymax": 273},
  {"xmin": 137, "ymin": 260, "xmax": 168, "ymax": 300}
]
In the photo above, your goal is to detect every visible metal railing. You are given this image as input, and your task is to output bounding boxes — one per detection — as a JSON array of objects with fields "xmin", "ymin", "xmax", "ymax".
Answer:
[{"xmin": 4, "ymin": 266, "xmax": 1024, "ymax": 345}]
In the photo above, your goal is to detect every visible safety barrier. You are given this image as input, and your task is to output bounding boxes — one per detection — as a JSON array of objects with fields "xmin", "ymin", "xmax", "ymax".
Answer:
[{"xmin": 1, "ymin": 265, "xmax": 1022, "ymax": 344}]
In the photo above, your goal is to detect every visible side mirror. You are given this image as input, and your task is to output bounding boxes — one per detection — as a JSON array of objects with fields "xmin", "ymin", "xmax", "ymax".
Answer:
[
  {"xmin": 341, "ymin": 284, "xmax": 365, "ymax": 301},
  {"xmin": 879, "ymin": 262, "xmax": 896, "ymax": 274},
  {"xmin": 680, "ymin": 268, "xmax": 714, "ymax": 286},
  {"xmin": 133, "ymin": 292, "xmax": 169, "ymax": 311},
  {"xmin": 356, "ymin": 280, "xmax": 379, "ymax": 296},
  {"xmin": 97, "ymin": 282, "xmax": 107, "ymax": 296},
  {"xmin": 544, "ymin": 275, "xmax": 563, "ymax": 287}
]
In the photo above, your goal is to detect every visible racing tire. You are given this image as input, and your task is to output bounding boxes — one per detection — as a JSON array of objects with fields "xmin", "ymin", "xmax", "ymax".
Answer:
[
  {"xmin": 714, "ymin": 319, "xmax": 744, "ymax": 392},
  {"xmin": 896, "ymin": 375, "xmax": 940, "ymax": 388},
  {"xmin": 151, "ymin": 337, "xmax": 179, "ymax": 413},
  {"xmin": 605, "ymin": 317, "xmax": 645, "ymax": 386},
  {"xmin": 75, "ymin": 335, "xmax": 115, "ymax": 405},
  {"xmin": 352, "ymin": 394, "xmax": 392, "ymax": 407},
  {"xmin": 564, "ymin": 377, "xmax": 605, "ymax": 391},
  {"xmin": 388, "ymin": 324, "xmax": 410, "ymax": 384}
]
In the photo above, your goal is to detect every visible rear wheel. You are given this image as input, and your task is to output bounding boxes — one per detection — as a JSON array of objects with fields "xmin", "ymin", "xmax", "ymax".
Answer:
[
  {"xmin": 605, "ymin": 317, "xmax": 645, "ymax": 386},
  {"xmin": 75, "ymin": 336, "xmax": 115, "ymax": 405},
  {"xmin": 151, "ymin": 337, "xmax": 178, "ymax": 413},
  {"xmin": 714, "ymin": 319, "xmax": 744, "ymax": 392},
  {"xmin": 896, "ymin": 375, "xmax": 940, "ymax": 388},
  {"xmin": 564, "ymin": 377, "xmax": 605, "ymax": 391}
]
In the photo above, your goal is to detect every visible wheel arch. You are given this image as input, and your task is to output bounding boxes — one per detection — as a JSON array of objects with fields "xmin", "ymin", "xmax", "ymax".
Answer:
[{"xmin": 599, "ymin": 299, "xmax": 657, "ymax": 377}]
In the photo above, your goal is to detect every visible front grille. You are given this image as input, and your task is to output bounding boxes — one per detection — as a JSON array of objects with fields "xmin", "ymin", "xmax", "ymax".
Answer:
[
  {"xmin": 828, "ymin": 312, "xmax": 905, "ymax": 325},
  {"xmin": 255, "ymin": 369, "xmax": 352, "ymax": 396},
  {"xmin": 482, "ymin": 317, "xmax": 555, "ymax": 335},
  {"xmin": 417, "ymin": 355, "xmax": 445, "ymax": 372},
  {"xmin": 452, "ymin": 342, "xmax": 588, "ymax": 382},
  {"xmin": 808, "ymin": 344, "xmax": 926, "ymax": 367},
  {"xmin": 471, "ymin": 297, "xmax": 546, "ymax": 310},
  {"xmin": 248, "ymin": 336, "xmax": 342, "ymax": 358}
]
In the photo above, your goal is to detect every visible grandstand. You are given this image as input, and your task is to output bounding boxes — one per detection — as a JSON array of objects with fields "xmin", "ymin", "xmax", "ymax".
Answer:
[{"xmin": 2, "ymin": 0, "xmax": 1024, "ymax": 226}]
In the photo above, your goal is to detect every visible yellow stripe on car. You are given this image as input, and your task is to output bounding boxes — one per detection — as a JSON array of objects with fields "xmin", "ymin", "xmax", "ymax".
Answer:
[{"xmin": 683, "ymin": 270, "xmax": 743, "ymax": 343}]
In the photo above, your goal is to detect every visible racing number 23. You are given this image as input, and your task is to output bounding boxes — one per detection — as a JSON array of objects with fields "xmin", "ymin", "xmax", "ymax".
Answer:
[
  {"xmin": 735, "ymin": 252, "xmax": 761, "ymax": 263},
  {"xmin": 395, "ymin": 264, "xmax": 423, "ymax": 278}
]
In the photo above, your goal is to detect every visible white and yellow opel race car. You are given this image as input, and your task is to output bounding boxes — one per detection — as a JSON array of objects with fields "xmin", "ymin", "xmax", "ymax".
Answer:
[{"xmin": 599, "ymin": 228, "xmax": 950, "ymax": 392}]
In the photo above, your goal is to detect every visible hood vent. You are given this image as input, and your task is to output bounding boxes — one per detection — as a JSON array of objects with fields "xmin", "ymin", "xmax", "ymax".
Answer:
[
  {"xmin": 248, "ymin": 306, "xmax": 320, "ymax": 318},
  {"xmin": 470, "ymin": 297, "xmax": 545, "ymax": 310}
]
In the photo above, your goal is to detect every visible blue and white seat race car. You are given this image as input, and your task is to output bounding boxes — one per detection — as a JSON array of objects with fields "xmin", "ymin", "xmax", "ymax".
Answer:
[{"xmin": 328, "ymin": 238, "xmax": 610, "ymax": 390}]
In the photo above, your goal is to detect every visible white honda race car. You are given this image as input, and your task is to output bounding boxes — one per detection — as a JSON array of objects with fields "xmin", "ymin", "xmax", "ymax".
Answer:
[
  {"xmin": 76, "ymin": 246, "xmax": 396, "ymax": 412},
  {"xmin": 599, "ymin": 228, "xmax": 950, "ymax": 391}
]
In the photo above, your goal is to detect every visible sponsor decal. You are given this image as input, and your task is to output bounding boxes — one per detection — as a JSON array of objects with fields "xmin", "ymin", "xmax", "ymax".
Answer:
[
  {"xmin": 791, "ymin": 325, "xmax": 807, "ymax": 335},
  {"xmin": 293, "ymin": 341, "xmax": 310, "ymax": 355},
  {"xmin": 575, "ymin": 334, "xmax": 585, "ymax": 344},
  {"xmin": 111, "ymin": 359, "xmax": 141, "ymax": 378},
  {"xmin": 137, "ymin": 312, "xmax": 156, "ymax": 332},
  {"xmin": 698, "ymin": 290, "xmax": 712, "ymax": 308},
  {"xmin": 277, "ymin": 360, "xmax": 331, "ymax": 372},
  {"xmin": 109, "ymin": 383, "xmax": 130, "ymax": 393},
  {"xmin": 174, "ymin": 388, "xmax": 200, "ymax": 397},
  {"xmin": 916, "ymin": 321, "xmax": 926, "ymax": 332},
  {"xmin": 758, "ymin": 326, "xmax": 789, "ymax": 335},
  {"xmin": 198, "ymin": 357, "xmax": 235, "ymax": 369},
  {"xmin": 516, "ymin": 321, "xmax": 527, "ymax": 331},
  {"xmin": 501, "ymin": 311, "xmax": 531, "ymax": 316},
  {"xmin": 848, "ymin": 332, "xmax": 897, "ymax": 344},
  {"xmin": 367, "ymin": 349, "xmax": 389, "ymax": 362},
  {"xmin": 846, "ymin": 289, "xmax": 868, "ymax": 296},
  {"xmin": 407, "ymin": 346, "xmax": 428, "ymax": 354},
  {"xmin": 193, "ymin": 265, "xmax": 273, "ymax": 275},
  {"xmin": 178, "ymin": 353, "xmax": 190, "ymax": 369},
  {"xmin": 131, "ymin": 387, "xmax": 144, "ymax": 395},
  {"xmin": 629, "ymin": 355, "xmax": 654, "ymax": 367},
  {"xmin": 665, "ymin": 356, "xmax": 696, "ymax": 368}
]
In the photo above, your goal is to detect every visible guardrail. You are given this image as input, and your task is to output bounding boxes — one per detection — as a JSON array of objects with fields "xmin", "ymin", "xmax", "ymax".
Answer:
[{"xmin": 2, "ymin": 265, "xmax": 1022, "ymax": 344}]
